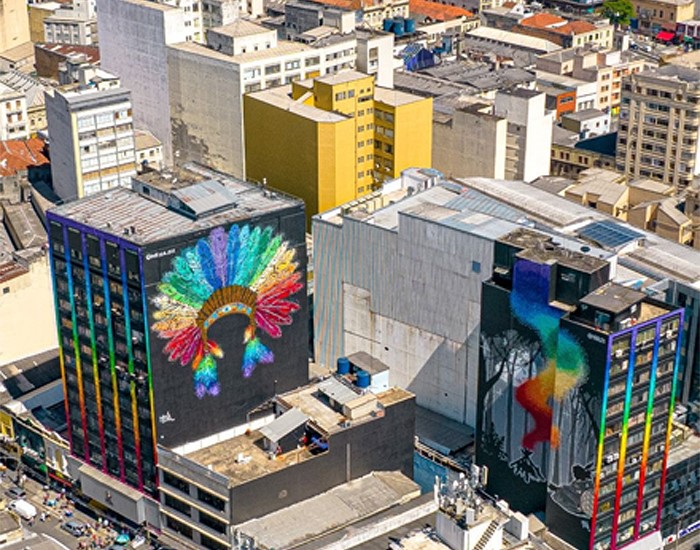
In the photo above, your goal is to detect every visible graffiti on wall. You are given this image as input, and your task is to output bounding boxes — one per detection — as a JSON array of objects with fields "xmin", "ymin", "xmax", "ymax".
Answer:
[{"xmin": 152, "ymin": 225, "xmax": 303, "ymax": 398}]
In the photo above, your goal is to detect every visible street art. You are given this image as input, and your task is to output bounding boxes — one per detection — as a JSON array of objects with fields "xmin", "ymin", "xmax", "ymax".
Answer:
[{"xmin": 152, "ymin": 225, "xmax": 303, "ymax": 397}]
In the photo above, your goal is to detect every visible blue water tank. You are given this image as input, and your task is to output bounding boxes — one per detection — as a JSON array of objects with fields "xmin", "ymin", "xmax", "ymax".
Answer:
[
  {"xmin": 356, "ymin": 370, "xmax": 371, "ymax": 388},
  {"xmin": 405, "ymin": 18, "xmax": 416, "ymax": 33},
  {"xmin": 337, "ymin": 357, "xmax": 351, "ymax": 375},
  {"xmin": 394, "ymin": 18, "xmax": 405, "ymax": 36},
  {"xmin": 383, "ymin": 18, "xmax": 395, "ymax": 32}
]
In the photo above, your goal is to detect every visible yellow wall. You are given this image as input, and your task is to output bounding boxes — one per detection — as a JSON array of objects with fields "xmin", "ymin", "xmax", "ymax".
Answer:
[
  {"xmin": 318, "ymin": 119, "xmax": 356, "ymax": 213},
  {"xmin": 0, "ymin": 0, "xmax": 30, "ymax": 54},
  {"xmin": 28, "ymin": 4, "xmax": 54, "ymax": 43},
  {"xmin": 382, "ymin": 97, "xmax": 433, "ymax": 180},
  {"xmin": 0, "ymin": 411, "xmax": 13, "ymax": 440}
]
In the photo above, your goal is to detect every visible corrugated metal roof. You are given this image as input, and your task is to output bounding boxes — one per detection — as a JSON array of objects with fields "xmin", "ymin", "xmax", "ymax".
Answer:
[
  {"xmin": 172, "ymin": 179, "xmax": 238, "ymax": 216},
  {"xmin": 317, "ymin": 378, "xmax": 360, "ymax": 406},
  {"xmin": 259, "ymin": 408, "xmax": 308, "ymax": 443}
]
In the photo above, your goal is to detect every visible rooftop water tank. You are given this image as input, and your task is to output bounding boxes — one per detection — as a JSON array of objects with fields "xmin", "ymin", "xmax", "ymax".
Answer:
[
  {"xmin": 405, "ymin": 18, "xmax": 416, "ymax": 33},
  {"xmin": 383, "ymin": 18, "xmax": 395, "ymax": 32},
  {"xmin": 356, "ymin": 370, "xmax": 371, "ymax": 389},
  {"xmin": 337, "ymin": 357, "xmax": 351, "ymax": 375},
  {"xmin": 394, "ymin": 18, "xmax": 405, "ymax": 36}
]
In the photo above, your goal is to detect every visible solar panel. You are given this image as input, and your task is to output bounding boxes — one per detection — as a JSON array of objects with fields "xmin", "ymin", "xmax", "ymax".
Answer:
[{"xmin": 578, "ymin": 220, "xmax": 644, "ymax": 249}]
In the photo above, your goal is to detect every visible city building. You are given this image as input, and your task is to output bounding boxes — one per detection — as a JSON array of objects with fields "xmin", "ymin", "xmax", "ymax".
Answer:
[
  {"xmin": 536, "ymin": 47, "xmax": 651, "ymax": 113},
  {"xmin": 616, "ymin": 64, "xmax": 700, "ymax": 190},
  {"xmin": 34, "ymin": 43, "xmax": 101, "ymax": 81},
  {"xmin": 476, "ymin": 228, "xmax": 684, "ymax": 550},
  {"xmin": 432, "ymin": 89, "xmax": 552, "ymax": 182},
  {"xmin": 97, "ymin": 0, "xmax": 187, "ymax": 165},
  {"xmin": 158, "ymin": 0, "xmax": 203, "ymax": 43},
  {"xmin": 355, "ymin": 29, "xmax": 394, "ymax": 89},
  {"xmin": 46, "ymin": 163, "xmax": 309, "ymax": 527},
  {"xmin": 201, "ymin": 0, "xmax": 243, "ymax": 28},
  {"xmin": 0, "ymin": 83, "xmax": 29, "ymax": 141},
  {"xmin": 168, "ymin": 24, "xmax": 363, "ymax": 179},
  {"xmin": 308, "ymin": 0, "xmax": 409, "ymax": 30},
  {"xmin": 535, "ymin": 71, "xmax": 598, "ymax": 117},
  {"xmin": 0, "ymin": 71, "xmax": 48, "ymax": 136},
  {"xmin": 134, "ymin": 130, "xmax": 164, "ymax": 172},
  {"xmin": 632, "ymin": 0, "xmax": 694, "ymax": 36},
  {"xmin": 515, "ymin": 13, "xmax": 614, "ymax": 50},
  {"xmin": 245, "ymin": 71, "xmax": 432, "ymax": 222},
  {"xmin": 28, "ymin": 2, "xmax": 62, "ymax": 44},
  {"xmin": 550, "ymin": 126, "xmax": 616, "ymax": 176},
  {"xmin": 43, "ymin": 0, "xmax": 98, "ymax": 46},
  {"xmin": 157, "ymin": 377, "xmax": 416, "ymax": 548},
  {"xmin": 0, "ymin": 42, "xmax": 35, "ymax": 74},
  {"xmin": 561, "ymin": 108, "xmax": 610, "ymax": 137},
  {"xmin": 0, "ymin": 0, "xmax": 30, "ymax": 57},
  {"xmin": 46, "ymin": 83, "xmax": 137, "ymax": 201},
  {"xmin": 467, "ymin": 26, "xmax": 562, "ymax": 55}
]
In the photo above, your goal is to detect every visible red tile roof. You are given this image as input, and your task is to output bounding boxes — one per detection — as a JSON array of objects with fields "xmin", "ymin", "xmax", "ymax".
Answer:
[
  {"xmin": 520, "ymin": 13, "xmax": 566, "ymax": 28},
  {"xmin": 409, "ymin": 0, "xmax": 474, "ymax": 21},
  {"xmin": 0, "ymin": 139, "xmax": 49, "ymax": 178},
  {"xmin": 35, "ymin": 43, "xmax": 101, "ymax": 64},
  {"xmin": 520, "ymin": 13, "xmax": 597, "ymax": 34},
  {"xmin": 558, "ymin": 20, "xmax": 596, "ymax": 33}
]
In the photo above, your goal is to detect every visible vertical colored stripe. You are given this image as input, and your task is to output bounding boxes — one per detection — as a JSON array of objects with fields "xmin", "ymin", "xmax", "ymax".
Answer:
[
  {"xmin": 657, "ymin": 312, "xmax": 684, "ymax": 529},
  {"xmin": 589, "ymin": 334, "xmax": 613, "ymax": 550},
  {"xmin": 63, "ymin": 225, "xmax": 89, "ymax": 461},
  {"xmin": 138, "ymin": 250, "xmax": 159, "ymax": 489},
  {"xmin": 101, "ymin": 239, "xmax": 125, "ymax": 482},
  {"xmin": 47, "ymin": 218, "xmax": 73, "ymax": 452},
  {"xmin": 610, "ymin": 327, "xmax": 637, "ymax": 548},
  {"xmin": 634, "ymin": 320, "xmax": 661, "ymax": 538},
  {"xmin": 120, "ymin": 248, "xmax": 143, "ymax": 490},
  {"xmin": 82, "ymin": 233, "xmax": 106, "ymax": 470}
]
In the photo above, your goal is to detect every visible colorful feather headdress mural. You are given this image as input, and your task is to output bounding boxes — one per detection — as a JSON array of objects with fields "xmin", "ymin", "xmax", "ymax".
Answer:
[{"xmin": 152, "ymin": 225, "xmax": 303, "ymax": 398}]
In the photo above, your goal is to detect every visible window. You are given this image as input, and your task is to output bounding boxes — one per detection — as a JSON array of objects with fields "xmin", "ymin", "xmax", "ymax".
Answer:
[
  {"xmin": 335, "ymin": 91, "xmax": 346, "ymax": 101},
  {"xmin": 197, "ymin": 488, "xmax": 226, "ymax": 512},
  {"xmin": 163, "ymin": 470, "xmax": 189, "ymax": 495},
  {"xmin": 265, "ymin": 64, "xmax": 280, "ymax": 75},
  {"xmin": 199, "ymin": 511, "xmax": 226, "ymax": 534},
  {"xmin": 164, "ymin": 493, "xmax": 191, "ymax": 516},
  {"xmin": 305, "ymin": 57, "xmax": 320, "ymax": 67},
  {"xmin": 348, "ymin": 89, "xmax": 355, "ymax": 98},
  {"xmin": 472, "ymin": 261, "xmax": 481, "ymax": 274},
  {"xmin": 285, "ymin": 60, "xmax": 301, "ymax": 70}
]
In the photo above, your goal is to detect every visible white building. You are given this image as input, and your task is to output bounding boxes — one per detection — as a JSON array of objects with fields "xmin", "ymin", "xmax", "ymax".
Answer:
[
  {"xmin": 43, "ymin": 0, "xmax": 97, "ymax": 45},
  {"xmin": 97, "ymin": 0, "xmax": 187, "ymax": 165},
  {"xmin": 134, "ymin": 129, "xmax": 164, "ymax": 172},
  {"xmin": 0, "ymin": 82, "xmax": 28, "ymax": 141},
  {"xmin": 168, "ymin": 22, "xmax": 359, "ymax": 178},
  {"xmin": 494, "ymin": 88, "xmax": 553, "ymax": 183},
  {"xmin": 201, "ymin": 0, "xmax": 263, "ymax": 28},
  {"xmin": 158, "ymin": 0, "xmax": 204, "ymax": 42},
  {"xmin": 356, "ymin": 29, "xmax": 394, "ymax": 89},
  {"xmin": 46, "ymin": 84, "xmax": 136, "ymax": 201}
]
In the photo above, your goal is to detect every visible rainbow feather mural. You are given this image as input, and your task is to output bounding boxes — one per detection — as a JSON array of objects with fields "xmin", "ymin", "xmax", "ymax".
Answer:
[
  {"xmin": 511, "ymin": 260, "xmax": 587, "ymax": 449},
  {"xmin": 152, "ymin": 225, "xmax": 303, "ymax": 398}
]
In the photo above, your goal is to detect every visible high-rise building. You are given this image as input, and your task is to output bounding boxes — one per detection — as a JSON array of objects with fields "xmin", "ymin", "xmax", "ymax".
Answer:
[
  {"xmin": 46, "ymin": 164, "xmax": 309, "ymax": 525},
  {"xmin": 616, "ymin": 65, "xmax": 700, "ymax": 191},
  {"xmin": 0, "ymin": 0, "xmax": 30, "ymax": 56},
  {"xmin": 43, "ymin": 0, "xmax": 98, "ymax": 46},
  {"xmin": 245, "ymin": 71, "xmax": 432, "ymax": 222},
  {"xmin": 96, "ymin": 0, "xmax": 187, "ymax": 165},
  {"xmin": 46, "ymin": 84, "xmax": 136, "ymax": 201},
  {"xmin": 476, "ymin": 228, "xmax": 684, "ymax": 550}
]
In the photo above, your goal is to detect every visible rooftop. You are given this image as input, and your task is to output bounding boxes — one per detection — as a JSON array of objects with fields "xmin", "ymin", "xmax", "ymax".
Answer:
[
  {"xmin": 247, "ymin": 85, "xmax": 348, "ymax": 122},
  {"xmin": 374, "ymin": 86, "xmax": 428, "ymax": 106},
  {"xmin": 48, "ymin": 163, "xmax": 302, "ymax": 246},
  {"xmin": 209, "ymin": 20, "xmax": 271, "ymax": 37},
  {"xmin": 467, "ymin": 26, "xmax": 561, "ymax": 53},
  {"xmin": 316, "ymin": 69, "xmax": 372, "ymax": 86},
  {"xmin": 562, "ymin": 108, "xmax": 607, "ymax": 121},
  {"xmin": 579, "ymin": 282, "xmax": 647, "ymax": 313},
  {"xmin": 0, "ymin": 349, "xmax": 61, "ymax": 404},
  {"xmin": 408, "ymin": 0, "xmax": 475, "ymax": 21},
  {"xmin": 133, "ymin": 129, "xmax": 161, "ymax": 151},
  {"xmin": 2, "ymin": 202, "xmax": 48, "ymax": 250},
  {"xmin": 182, "ymin": 380, "xmax": 412, "ymax": 486},
  {"xmin": 0, "ymin": 139, "xmax": 49, "ymax": 178},
  {"xmin": 0, "ymin": 71, "xmax": 45, "ymax": 108},
  {"xmin": 169, "ymin": 39, "xmax": 314, "ymax": 64},
  {"xmin": 35, "ymin": 43, "xmax": 100, "ymax": 64}
]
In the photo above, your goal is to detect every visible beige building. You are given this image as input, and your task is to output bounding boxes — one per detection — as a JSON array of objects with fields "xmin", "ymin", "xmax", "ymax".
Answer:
[
  {"xmin": 0, "ymin": 83, "xmax": 28, "ymax": 141},
  {"xmin": 0, "ymin": 0, "xmax": 30, "ymax": 56},
  {"xmin": 537, "ymin": 47, "xmax": 651, "ymax": 112},
  {"xmin": 617, "ymin": 65, "xmax": 700, "ymax": 190},
  {"xmin": 134, "ymin": 129, "xmax": 164, "ymax": 172},
  {"xmin": 0, "ymin": 72, "xmax": 47, "ymax": 136},
  {"xmin": 634, "ymin": 0, "xmax": 694, "ymax": 34},
  {"xmin": 28, "ymin": 2, "xmax": 62, "ymax": 43}
]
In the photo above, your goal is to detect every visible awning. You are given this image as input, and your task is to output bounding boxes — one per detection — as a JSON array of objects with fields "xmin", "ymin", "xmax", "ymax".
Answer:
[{"xmin": 657, "ymin": 30, "xmax": 675, "ymax": 41}]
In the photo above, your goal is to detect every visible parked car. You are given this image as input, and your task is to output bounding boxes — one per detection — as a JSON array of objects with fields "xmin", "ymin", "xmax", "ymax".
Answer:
[
  {"xmin": 6, "ymin": 487, "xmax": 25, "ymax": 500},
  {"xmin": 61, "ymin": 520, "xmax": 88, "ymax": 537},
  {"xmin": 8, "ymin": 499, "xmax": 36, "ymax": 520}
]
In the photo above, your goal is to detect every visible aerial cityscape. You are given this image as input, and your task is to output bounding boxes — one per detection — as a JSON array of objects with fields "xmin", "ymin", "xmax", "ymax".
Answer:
[{"xmin": 0, "ymin": 0, "xmax": 698, "ymax": 548}]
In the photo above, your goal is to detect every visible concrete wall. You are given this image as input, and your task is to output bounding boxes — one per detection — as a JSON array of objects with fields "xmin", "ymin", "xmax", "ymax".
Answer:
[
  {"xmin": 0, "ymin": 0, "xmax": 30, "ymax": 54},
  {"xmin": 168, "ymin": 45, "xmax": 245, "ymax": 178},
  {"xmin": 356, "ymin": 32, "xmax": 394, "ymax": 89},
  {"xmin": 0, "ymin": 257, "xmax": 57, "ymax": 367},
  {"xmin": 313, "ymin": 211, "xmax": 494, "ymax": 427},
  {"xmin": 97, "ymin": 0, "xmax": 186, "ymax": 164},
  {"xmin": 432, "ymin": 109, "xmax": 507, "ymax": 179}
]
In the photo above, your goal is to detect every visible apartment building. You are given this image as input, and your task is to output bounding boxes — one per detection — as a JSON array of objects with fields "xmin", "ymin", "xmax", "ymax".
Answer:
[
  {"xmin": 158, "ymin": 0, "xmax": 204, "ymax": 42},
  {"xmin": 0, "ymin": 84, "xmax": 28, "ymax": 141},
  {"xmin": 43, "ymin": 0, "xmax": 98, "ymax": 45},
  {"xmin": 633, "ymin": 0, "xmax": 694, "ymax": 35},
  {"xmin": 168, "ymin": 22, "xmax": 360, "ymax": 179},
  {"xmin": 28, "ymin": 2, "xmax": 62, "ymax": 43},
  {"xmin": 537, "ymin": 47, "xmax": 651, "ymax": 113},
  {"xmin": 46, "ymin": 85, "xmax": 136, "ymax": 201},
  {"xmin": 310, "ymin": 0, "xmax": 409, "ymax": 29},
  {"xmin": 616, "ymin": 65, "xmax": 700, "ymax": 190},
  {"xmin": 0, "ymin": 72, "xmax": 48, "ymax": 136},
  {"xmin": 244, "ymin": 71, "xmax": 432, "ymax": 222}
]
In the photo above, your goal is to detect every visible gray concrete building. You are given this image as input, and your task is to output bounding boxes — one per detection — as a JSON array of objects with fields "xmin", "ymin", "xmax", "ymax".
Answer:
[{"xmin": 96, "ymin": 0, "xmax": 187, "ymax": 165}]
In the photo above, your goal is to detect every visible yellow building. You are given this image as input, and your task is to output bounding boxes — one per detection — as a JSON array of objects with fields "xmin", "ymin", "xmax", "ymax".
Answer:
[
  {"xmin": 244, "ymin": 70, "xmax": 432, "ymax": 224},
  {"xmin": 0, "ymin": 0, "xmax": 30, "ymax": 56},
  {"xmin": 634, "ymin": 0, "xmax": 694, "ymax": 35},
  {"xmin": 27, "ymin": 2, "xmax": 61, "ymax": 44}
]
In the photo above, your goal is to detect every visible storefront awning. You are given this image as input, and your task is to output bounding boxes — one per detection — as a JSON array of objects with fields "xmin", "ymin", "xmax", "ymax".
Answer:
[{"xmin": 657, "ymin": 31, "xmax": 675, "ymax": 41}]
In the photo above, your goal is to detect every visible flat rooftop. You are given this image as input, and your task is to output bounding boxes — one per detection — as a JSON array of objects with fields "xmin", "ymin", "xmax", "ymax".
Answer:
[
  {"xmin": 209, "ymin": 20, "xmax": 271, "ymax": 37},
  {"xmin": 49, "ymin": 163, "xmax": 302, "ymax": 246},
  {"xmin": 247, "ymin": 85, "xmax": 348, "ymax": 123},
  {"xmin": 182, "ymin": 381, "xmax": 412, "ymax": 486},
  {"xmin": 316, "ymin": 69, "xmax": 372, "ymax": 86},
  {"xmin": 374, "ymin": 86, "xmax": 428, "ymax": 107},
  {"xmin": 579, "ymin": 283, "xmax": 647, "ymax": 313}
]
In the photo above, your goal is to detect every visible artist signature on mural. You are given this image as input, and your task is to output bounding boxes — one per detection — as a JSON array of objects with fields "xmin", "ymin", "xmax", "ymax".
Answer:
[{"xmin": 159, "ymin": 411, "xmax": 176, "ymax": 424}]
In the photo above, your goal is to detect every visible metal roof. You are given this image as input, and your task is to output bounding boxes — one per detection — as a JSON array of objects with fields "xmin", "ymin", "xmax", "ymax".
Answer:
[
  {"xmin": 578, "ymin": 220, "xmax": 644, "ymax": 249},
  {"xmin": 317, "ymin": 377, "xmax": 360, "ymax": 406},
  {"xmin": 259, "ymin": 408, "xmax": 308, "ymax": 443},
  {"xmin": 172, "ymin": 179, "xmax": 238, "ymax": 217}
]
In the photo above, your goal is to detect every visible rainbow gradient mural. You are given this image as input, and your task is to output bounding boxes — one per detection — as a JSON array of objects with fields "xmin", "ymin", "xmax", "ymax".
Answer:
[
  {"xmin": 510, "ymin": 260, "xmax": 588, "ymax": 450},
  {"xmin": 152, "ymin": 225, "xmax": 303, "ymax": 398}
]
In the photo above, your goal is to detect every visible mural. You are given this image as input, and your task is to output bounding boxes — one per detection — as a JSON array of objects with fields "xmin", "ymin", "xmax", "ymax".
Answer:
[{"xmin": 152, "ymin": 225, "xmax": 303, "ymax": 398}]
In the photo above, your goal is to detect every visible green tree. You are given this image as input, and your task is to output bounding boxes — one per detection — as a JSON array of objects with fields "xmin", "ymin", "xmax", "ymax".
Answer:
[{"xmin": 601, "ymin": 0, "xmax": 635, "ymax": 27}]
